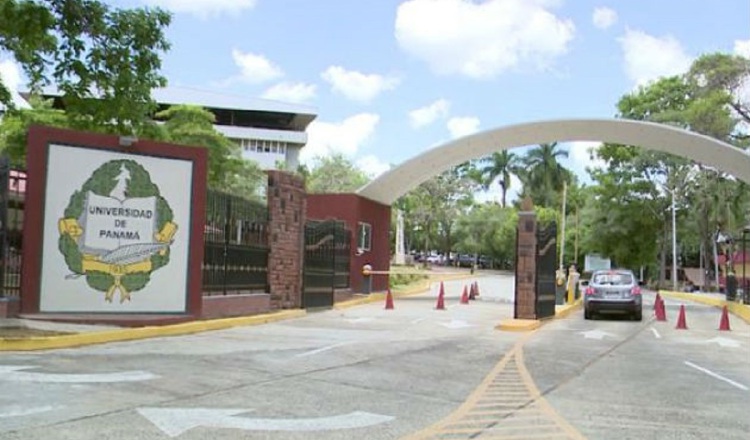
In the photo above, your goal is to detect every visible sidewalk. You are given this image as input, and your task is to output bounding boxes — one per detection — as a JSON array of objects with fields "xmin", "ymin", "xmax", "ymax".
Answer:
[{"xmin": 659, "ymin": 289, "xmax": 750, "ymax": 324}]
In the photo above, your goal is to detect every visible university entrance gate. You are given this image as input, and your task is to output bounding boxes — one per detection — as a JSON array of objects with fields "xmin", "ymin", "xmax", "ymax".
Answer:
[{"xmin": 302, "ymin": 220, "xmax": 351, "ymax": 309}]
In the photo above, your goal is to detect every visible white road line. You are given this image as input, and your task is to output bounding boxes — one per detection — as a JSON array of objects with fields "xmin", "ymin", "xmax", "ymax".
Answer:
[
  {"xmin": 294, "ymin": 342, "xmax": 349, "ymax": 358},
  {"xmin": 411, "ymin": 317, "xmax": 428, "ymax": 324},
  {"xmin": 684, "ymin": 361, "xmax": 748, "ymax": 391},
  {"xmin": 650, "ymin": 327, "xmax": 661, "ymax": 339}
]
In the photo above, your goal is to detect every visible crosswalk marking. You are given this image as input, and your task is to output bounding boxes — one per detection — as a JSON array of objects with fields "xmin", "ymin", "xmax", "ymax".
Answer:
[{"xmin": 402, "ymin": 340, "xmax": 587, "ymax": 440}]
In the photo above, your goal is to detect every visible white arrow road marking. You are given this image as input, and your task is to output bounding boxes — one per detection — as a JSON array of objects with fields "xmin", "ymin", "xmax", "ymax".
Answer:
[
  {"xmin": 706, "ymin": 337, "xmax": 742, "ymax": 348},
  {"xmin": 0, "ymin": 405, "xmax": 56, "ymax": 418},
  {"xmin": 344, "ymin": 317, "xmax": 374, "ymax": 324},
  {"xmin": 439, "ymin": 319, "xmax": 474, "ymax": 329},
  {"xmin": 579, "ymin": 329, "xmax": 615, "ymax": 340},
  {"xmin": 650, "ymin": 327, "xmax": 661, "ymax": 339},
  {"xmin": 684, "ymin": 361, "xmax": 748, "ymax": 391},
  {"xmin": 0, "ymin": 365, "xmax": 157, "ymax": 383},
  {"xmin": 294, "ymin": 342, "xmax": 349, "ymax": 358},
  {"xmin": 137, "ymin": 408, "xmax": 395, "ymax": 437}
]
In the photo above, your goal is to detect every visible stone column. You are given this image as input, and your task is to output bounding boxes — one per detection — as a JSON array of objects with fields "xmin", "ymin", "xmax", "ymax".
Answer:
[
  {"xmin": 267, "ymin": 171, "xmax": 306, "ymax": 309},
  {"xmin": 515, "ymin": 197, "xmax": 537, "ymax": 319},
  {"xmin": 394, "ymin": 209, "xmax": 406, "ymax": 265}
]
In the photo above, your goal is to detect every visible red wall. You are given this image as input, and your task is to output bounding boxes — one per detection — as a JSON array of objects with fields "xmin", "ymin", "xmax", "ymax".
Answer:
[{"xmin": 307, "ymin": 194, "xmax": 391, "ymax": 292}]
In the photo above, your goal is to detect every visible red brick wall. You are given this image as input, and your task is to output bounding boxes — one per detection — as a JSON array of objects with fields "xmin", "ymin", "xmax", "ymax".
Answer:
[
  {"xmin": 267, "ymin": 171, "xmax": 306, "ymax": 309},
  {"xmin": 307, "ymin": 194, "xmax": 391, "ymax": 292},
  {"xmin": 201, "ymin": 294, "xmax": 271, "ymax": 319},
  {"xmin": 515, "ymin": 211, "xmax": 537, "ymax": 319},
  {"xmin": 0, "ymin": 298, "xmax": 20, "ymax": 318}
]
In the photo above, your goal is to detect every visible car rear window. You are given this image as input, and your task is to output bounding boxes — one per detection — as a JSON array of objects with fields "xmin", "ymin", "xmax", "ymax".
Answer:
[{"xmin": 593, "ymin": 272, "xmax": 633, "ymax": 285}]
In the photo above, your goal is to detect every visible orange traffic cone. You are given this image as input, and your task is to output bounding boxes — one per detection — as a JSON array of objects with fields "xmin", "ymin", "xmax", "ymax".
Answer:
[
  {"xmin": 655, "ymin": 297, "xmax": 667, "ymax": 321},
  {"xmin": 653, "ymin": 293, "xmax": 661, "ymax": 310},
  {"xmin": 436, "ymin": 282, "xmax": 446, "ymax": 310},
  {"xmin": 385, "ymin": 288, "xmax": 394, "ymax": 310},
  {"xmin": 468, "ymin": 283, "xmax": 476, "ymax": 301},
  {"xmin": 718, "ymin": 305, "xmax": 731, "ymax": 331},
  {"xmin": 675, "ymin": 304, "xmax": 688, "ymax": 330},
  {"xmin": 474, "ymin": 281, "xmax": 481, "ymax": 297},
  {"xmin": 460, "ymin": 285, "xmax": 469, "ymax": 304}
]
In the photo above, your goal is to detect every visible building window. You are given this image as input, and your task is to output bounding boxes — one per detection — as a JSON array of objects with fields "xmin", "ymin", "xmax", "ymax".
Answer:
[{"xmin": 358, "ymin": 222, "xmax": 372, "ymax": 252}]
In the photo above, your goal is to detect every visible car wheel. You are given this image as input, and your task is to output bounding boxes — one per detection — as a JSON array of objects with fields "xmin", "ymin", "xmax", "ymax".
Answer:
[
  {"xmin": 634, "ymin": 310, "xmax": 642, "ymax": 321},
  {"xmin": 584, "ymin": 309, "xmax": 592, "ymax": 320}
]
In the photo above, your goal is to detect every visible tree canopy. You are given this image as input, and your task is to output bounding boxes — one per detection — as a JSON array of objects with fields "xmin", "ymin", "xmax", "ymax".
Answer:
[{"xmin": 0, "ymin": 0, "xmax": 172, "ymax": 133}]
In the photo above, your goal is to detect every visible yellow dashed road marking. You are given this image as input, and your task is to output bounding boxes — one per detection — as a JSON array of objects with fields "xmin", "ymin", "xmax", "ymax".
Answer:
[{"xmin": 402, "ymin": 332, "xmax": 586, "ymax": 440}]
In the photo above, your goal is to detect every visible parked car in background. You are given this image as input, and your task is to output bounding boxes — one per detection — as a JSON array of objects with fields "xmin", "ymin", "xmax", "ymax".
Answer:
[{"xmin": 583, "ymin": 269, "xmax": 643, "ymax": 321}]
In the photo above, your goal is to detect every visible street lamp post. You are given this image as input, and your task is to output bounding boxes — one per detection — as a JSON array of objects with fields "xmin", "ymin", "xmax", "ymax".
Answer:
[
  {"xmin": 743, "ymin": 224, "xmax": 750, "ymax": 303},
  {"xmin": 671, "ymin": 188, "xmax": 678, "ymax": 291}
]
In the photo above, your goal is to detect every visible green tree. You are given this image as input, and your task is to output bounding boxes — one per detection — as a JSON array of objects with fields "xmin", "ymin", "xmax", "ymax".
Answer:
[
  {"xmin": 479, "ymin": 150, "xmax": 520, "ymax": 207},
  {"xmin": 0, "ymin": 96, "xmax": 68, "ymax": 167},
  {"xmin": 304, "ymin": 153, "xmax": 369, "ymax": 193},
  {"xmin": 0, "ymin": 0, "xmax": 171, "ymax": 133},
  {"xmin": 519, "ymin": 142, "xmax": 571, "ymax": 207},
  {"xmin": 156, "ymin": 105, "xmax": 264, "ymax": 198}
]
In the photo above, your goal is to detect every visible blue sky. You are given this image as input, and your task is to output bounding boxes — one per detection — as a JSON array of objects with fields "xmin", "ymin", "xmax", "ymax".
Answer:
[{"xmin": 2, "ymin": 0, "xmax": 749, "ymax": 202}]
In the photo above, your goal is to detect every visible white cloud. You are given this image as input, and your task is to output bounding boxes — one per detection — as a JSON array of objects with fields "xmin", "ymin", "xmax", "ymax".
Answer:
[
  {"xmin": 409, "ymin": 99, "xmax": 451, "ymax": 128},
  {"xmin": 735, "ymin": 39, "xmax": 750, "ymax": 59},
  {"xmin": 0, "ymin": 58, "xmax": 30, "ymax": 109},
  {"xmin": 301, "ymin": 113, "xmax": 380, "ymax": 163},
  {"xmin": 447, "ymin": 116, "xmax": 481, "ymax": 139},
  {"xmin": 394, "ymin": 0, "xmax": 575, "ymax": 79},
  {"xmin": 231, "ymin": 49, "xmax": 284, "ymax": 84},
  {"xmin": 592, "ymin": 7, "xmax": 617, "ymax": 30},
  {"xmin": 619, "ymin": 29, "xmax": 693, "ymax": 87},
  {"xmin": 141, "ymin": 0, "xmax": 256, "ymax": 18},
  {"xmin": 356, "ymin": 155, "xmax": 392, "ymax": 178},
  {"xmin": 261, "ymin": 82, "xmax": 317, "ymax": 104},
  {"xmin": 567, "ymin": 141, "xmax": 607, "ymax": 172},
  {"xmin": 0, "ymin": 59, "xmax": 22, "ymax": 92},
  {"xmin": 321, "ymin": 66, "xmax": 400, "ymax": 103}
]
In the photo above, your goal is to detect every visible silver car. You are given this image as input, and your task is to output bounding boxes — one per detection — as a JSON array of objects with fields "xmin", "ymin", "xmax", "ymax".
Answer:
[{"xmin": 583, "ymin": 269, "xmax": 643, "ymax": 321}]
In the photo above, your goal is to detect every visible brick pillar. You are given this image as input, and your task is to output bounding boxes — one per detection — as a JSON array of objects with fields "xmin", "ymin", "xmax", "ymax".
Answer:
[
  {"xmin": 515, "ymin": 198, "xmax": 537, "ymax": 319},
  {"xmin": 267, "ymin": 171, "xmax": 306, "ymax": 309}
]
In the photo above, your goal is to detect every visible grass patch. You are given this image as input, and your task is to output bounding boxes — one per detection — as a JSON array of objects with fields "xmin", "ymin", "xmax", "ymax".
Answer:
[{"xmin": 389, "ymin": 265, "xmax": 430, "ymax": 288}]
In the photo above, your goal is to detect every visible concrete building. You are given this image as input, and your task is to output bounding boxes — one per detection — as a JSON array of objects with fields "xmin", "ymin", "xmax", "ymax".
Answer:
[{"xmin": 19, "ymin": 86, "xmax": 317, "ymax": 170}]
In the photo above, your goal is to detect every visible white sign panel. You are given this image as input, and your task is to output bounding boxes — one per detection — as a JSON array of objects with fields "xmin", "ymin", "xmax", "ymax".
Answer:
[
  {"xmin": 584, "ymin": 254, "xmax": 611, "ymax": 273},
  {"xmin": 39, "ymin": 144, "xmax": 193, "ymax": 313}
]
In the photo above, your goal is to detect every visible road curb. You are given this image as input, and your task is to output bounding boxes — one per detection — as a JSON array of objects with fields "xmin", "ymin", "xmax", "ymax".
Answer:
[
  {"xmin": 496, "ymin": 299, "xmax": 582, "ymax": 332},
  {"xmin": 555, "ymin": 299, "xmax": 583, "ymax": 319},
  {"xmin": 0, "ymin": 309, "xmax": 307, "ymax": 352},
  {"xmin": 333, "ymin": 273, "xmax": 481, "ymax": 310},
  {"xmin": 495, "ymin": 319, "xmax": 542, "ymax": 332},
  {"xmin": 659, "ymin": 290, "xmax": 750, "ymax": 324}
]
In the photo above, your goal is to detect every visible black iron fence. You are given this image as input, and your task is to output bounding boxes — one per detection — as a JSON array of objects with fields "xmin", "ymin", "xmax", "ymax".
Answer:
[
  {"xmin": 0, "ymin": 157, "xmax": 24, "ymax": 298},
  {"xmin": 203, "ymin": 190, "xmax": 269, "ymax": 295}
]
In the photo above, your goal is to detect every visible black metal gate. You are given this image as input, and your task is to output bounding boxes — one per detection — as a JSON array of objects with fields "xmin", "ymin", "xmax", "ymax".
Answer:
[
  {"xmin": 203, "ymin": 190, "xmax": 269, "ymax": 295},
  {"xmin": 535, "ymin": 222, "xmax": 558, "ymax": 319},
  {"xmin": 0, "ymin": 157, "xmax": 24, "ymax": 299},
  {"xmin": 303, "ymin": 220, "xmax": 351, "ymax": 309}
]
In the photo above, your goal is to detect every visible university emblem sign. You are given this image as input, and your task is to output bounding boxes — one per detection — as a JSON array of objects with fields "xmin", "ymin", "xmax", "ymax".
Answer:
[
  {"xmin": 58, "ymin": 160, "xmax": 178, "ymax": 303},
  {"xmin": 20, "ymin": 126, "xmax": 208, "ymax": 316}
]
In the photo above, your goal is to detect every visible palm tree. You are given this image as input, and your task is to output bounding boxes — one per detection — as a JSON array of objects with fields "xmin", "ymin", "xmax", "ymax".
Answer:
[
  {"xmin": 522, "ymin": 142, "xmax": 571, "ymax": 207},
  {"xmin": 480, "ymin": 150, "xmax": 519, "ymax": 207}
]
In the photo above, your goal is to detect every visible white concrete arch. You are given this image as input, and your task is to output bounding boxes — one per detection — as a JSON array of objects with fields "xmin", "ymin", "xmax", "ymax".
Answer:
[{"xmin": 357, "ymin": 118, "xmax": 750, "ymax": 205}]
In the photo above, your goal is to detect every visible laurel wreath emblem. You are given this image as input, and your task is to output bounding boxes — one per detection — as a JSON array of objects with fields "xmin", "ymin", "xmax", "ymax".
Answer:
[{"xmin": 57, "ymin": 159, "xmax": 177, "ymax": 303}]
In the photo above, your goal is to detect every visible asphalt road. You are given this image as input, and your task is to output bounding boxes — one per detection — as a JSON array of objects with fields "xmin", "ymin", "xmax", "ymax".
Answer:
[
  {"xmin": 1, "ymin": 276, "xmax": 748, "ymax": 440},
  {"xmin": 525, "ymin": 292, "xmax": 750, "ymax": 440}
]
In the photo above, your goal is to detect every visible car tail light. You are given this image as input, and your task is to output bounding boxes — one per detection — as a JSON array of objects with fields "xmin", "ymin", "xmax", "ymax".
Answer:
[
  {"xmin": 631, "ymin": 286, "xmax": 642, "ymax": 295},
  {"xmin": 585, "ymin": 286, "xmax": 595, "ymax": 296}
]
